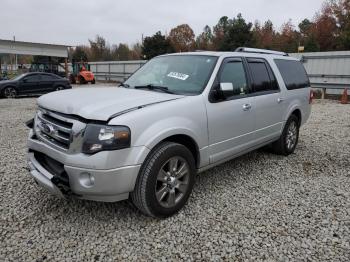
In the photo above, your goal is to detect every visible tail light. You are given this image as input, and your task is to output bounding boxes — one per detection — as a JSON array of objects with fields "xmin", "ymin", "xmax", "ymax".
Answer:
[{"xmin": 309, "ymin": 90, "xmax": 314, "ymax": 104}]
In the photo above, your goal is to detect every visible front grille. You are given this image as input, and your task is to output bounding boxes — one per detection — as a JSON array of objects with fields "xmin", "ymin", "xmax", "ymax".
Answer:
[{"xmin": 35, "ymin": 109, "xmax": 74, "ymax": 151}]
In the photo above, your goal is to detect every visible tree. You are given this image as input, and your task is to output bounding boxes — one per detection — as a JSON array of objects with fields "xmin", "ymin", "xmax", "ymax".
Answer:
[
  {"xmin": 130, "ymin": 43, "xmax": 142, "ymax": 60},
  {"xmin": 274, "ymin": 20, "xmax": 299, "ymax": 53},
  {"xmin": 196, "ymin": 25, "xmax": 214, "ymax": 50},
  {"xmin": 142, "ymin": 31, "xmax": 174, "ymax": 59},
  {"xmin": 212, "ymin": 16, "xmax": 230, "ymax": 50},
  {"xmin": 168, "ymin": 24, "xmax": 196, "ymax": 52},
  {"xmin": 220, "ymin": 14, "xmax": 254, "ymax": 51},
  {"xmin": 329, "ymin": 0, "xmax": 350, "ymax": 50},
  {"xmin": 117, "ymin": 44, "xmax": 131, "ymax": 60},
  {"xmin": 312, "ymin": 3, "xmax": 338, "ymax": 51},
  {"xmin": 72, "ymin": 46, "xmax": 89, "ymax": 62},
  {"xmin": 253, "ymin": 20, "xmax": 275, "ymax": 49},
  {"xmin": 88, "ymin": 35, "xmax": 112, "ymax": 61},
  {"xmin": 299, "ymin": 19, "xmax": 313, "ymax": 36}
]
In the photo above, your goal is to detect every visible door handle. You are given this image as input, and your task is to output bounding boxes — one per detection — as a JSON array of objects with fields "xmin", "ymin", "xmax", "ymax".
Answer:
[
  {"xmin": 242, "ymin": 103, "xmax": 252, "ymax": 111},
  {"xmin": 277, "ymin": 98, "xmax": 285, "ymax": 103}
]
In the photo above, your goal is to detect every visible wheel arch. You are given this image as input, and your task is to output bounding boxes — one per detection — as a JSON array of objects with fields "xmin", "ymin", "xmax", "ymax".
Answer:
[
  {"xmin": 158, "ymin": 134, "xmax": 200, "ymax": 169},
  {"xmin": 1, "ymin": 85, "xmax": 18, "ymax": 96},
  {"xmin": 291, "ymin": 108, "xmax": 302, "ymax": 126}
]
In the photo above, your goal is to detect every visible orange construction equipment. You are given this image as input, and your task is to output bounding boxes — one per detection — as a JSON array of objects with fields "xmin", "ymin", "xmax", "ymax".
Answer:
[
  {"xmin": 341, "ymin": 88, "xmax": 348, "ymax": 104},
  {"xmin": 69, "ymin": 62, "xmax": 95, "ymax": 85}
]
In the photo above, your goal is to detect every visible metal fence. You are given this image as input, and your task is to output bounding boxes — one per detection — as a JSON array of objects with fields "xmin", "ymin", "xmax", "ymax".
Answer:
[
  {"xmin": 88, "ymin": 60, "xmax": 146, "ymax": 82},
  {"xmin": 290, "ymin": 51, "xmax": 350, "ymax": 97}
]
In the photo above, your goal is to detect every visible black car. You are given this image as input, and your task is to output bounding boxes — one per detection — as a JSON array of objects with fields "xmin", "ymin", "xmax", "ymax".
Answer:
[{"xmin": 0, "ymin": 72, "xmax": 72, "ymax": 98}]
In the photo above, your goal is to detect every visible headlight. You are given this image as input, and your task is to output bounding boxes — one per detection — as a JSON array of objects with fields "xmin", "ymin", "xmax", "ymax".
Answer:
[{"xmin": 82, "ymin": 124, "xmax": 131, "ymax": 154}]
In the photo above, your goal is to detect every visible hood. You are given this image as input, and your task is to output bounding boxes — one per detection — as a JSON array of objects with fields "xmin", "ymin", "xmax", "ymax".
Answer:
[
  {"xmin": 0, "ymin": 79, "xmax": 15, "ymax": 85},
  {"xmin": 37, "ymin": 87, "xmax": 184, "ymax": 121}
]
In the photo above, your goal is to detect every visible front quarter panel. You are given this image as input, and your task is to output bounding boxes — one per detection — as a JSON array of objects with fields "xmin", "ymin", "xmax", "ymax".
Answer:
[{"xmin": 108, "ymin": 95, "xmax": 209, "ymax": 166}]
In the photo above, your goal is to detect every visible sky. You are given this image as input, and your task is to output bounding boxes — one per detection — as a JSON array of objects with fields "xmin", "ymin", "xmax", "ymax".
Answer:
[{"xmin": 0, "ymin": 0, "xmax": 324, "ymax": 47}]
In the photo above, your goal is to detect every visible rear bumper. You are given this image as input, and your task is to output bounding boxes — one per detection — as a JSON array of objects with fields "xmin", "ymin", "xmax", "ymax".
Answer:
[{"xmin": 27, "ymin": 130, "xmax": 145, "ymax": 202}]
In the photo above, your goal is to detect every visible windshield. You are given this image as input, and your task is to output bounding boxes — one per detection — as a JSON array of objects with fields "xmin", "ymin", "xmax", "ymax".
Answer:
[{"xmin": 125, "ymin": 55, "xmax": 218, "ymax": 95}]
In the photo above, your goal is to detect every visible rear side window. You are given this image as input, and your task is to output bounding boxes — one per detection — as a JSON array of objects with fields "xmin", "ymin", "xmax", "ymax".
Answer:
[
  {"xmin": 274, "ymin": 59, "xmax": 310, "ymax": 90},
  {"xmin": 41, "ymin": 74, "xmax": 54, "ymax": 81},
  {"xmin": 247, "ymin": 59, "xmax": 279, "ymax": 93}
]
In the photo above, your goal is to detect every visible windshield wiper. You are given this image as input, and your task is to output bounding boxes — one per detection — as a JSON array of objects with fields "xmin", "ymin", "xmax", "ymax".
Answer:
[
  {"xmin": 118, "ymin": 82, "xmax": 130, "ymax": 88},
  {"xmin": 134, "ymin": 84, "xmax": 176, "ymax": 94}
]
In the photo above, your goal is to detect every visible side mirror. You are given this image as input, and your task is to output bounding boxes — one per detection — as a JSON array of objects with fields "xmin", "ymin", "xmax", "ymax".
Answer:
[
  {"xmin": 22, "ymin": 78, "xmax": 28, "ymax": 83},
  {"xmin": 220, "ymin": 82, "xmax": 234, "ymax": 92}
]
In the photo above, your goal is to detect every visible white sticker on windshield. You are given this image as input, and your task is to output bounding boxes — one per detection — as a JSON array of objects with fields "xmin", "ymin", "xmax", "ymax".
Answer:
[{"xmin": 167, "ymin": 72, "xmax": 189, "ymax": 81}]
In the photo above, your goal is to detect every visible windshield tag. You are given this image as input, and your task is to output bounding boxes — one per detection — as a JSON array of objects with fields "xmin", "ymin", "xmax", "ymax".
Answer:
[{"xmin": 167, "ymin": 72, "xmax": 189, "ymax": 81}]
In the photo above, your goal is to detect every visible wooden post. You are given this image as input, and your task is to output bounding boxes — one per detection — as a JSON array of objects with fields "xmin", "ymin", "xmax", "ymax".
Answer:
[
  {"xmin": 321, "ymin": 88, "xmax": 326, "ymax": 99},
  {"xmin": 64, "ymin": 58, "xmax": 68, "ymax": 79}
]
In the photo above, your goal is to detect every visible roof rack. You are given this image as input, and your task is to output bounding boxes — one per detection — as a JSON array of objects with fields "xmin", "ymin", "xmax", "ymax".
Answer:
[{"xmin": 235, "ymin": 47, "xmax": 289, "ymax": 56}]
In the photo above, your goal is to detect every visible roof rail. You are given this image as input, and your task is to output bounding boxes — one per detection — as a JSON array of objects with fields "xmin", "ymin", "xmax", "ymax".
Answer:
[{"xmin": 235, "ymin": 47, "xmax": 289, "ymax": 56}]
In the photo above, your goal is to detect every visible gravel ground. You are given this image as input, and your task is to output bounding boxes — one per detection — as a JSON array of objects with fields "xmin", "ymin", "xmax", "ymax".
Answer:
[{"xmin": 0, "ymin": 97, "xmax": 349, "ymax": 261}]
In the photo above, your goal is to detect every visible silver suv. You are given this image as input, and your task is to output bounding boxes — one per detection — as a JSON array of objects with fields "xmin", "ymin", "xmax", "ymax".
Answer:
[{"xmin": 26, "ymin": 48, "xmax": 312, "ymax": 218}]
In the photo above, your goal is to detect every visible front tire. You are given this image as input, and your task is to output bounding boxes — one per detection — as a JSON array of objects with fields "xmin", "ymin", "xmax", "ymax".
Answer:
[
  {"xmin": 131, "ymin": 142, "xmax": 196, "ymax": 218},
  {"xmin": 3, "ymin": 87, "xmax": 17, "ymax": 98},
  {"xmin": 272, "ymin": 115, "xmax": 300, "ymax": 156}
]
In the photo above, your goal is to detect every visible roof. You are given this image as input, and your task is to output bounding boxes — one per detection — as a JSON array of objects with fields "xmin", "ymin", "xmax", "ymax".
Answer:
[
  {"xmin": 161, "ymin": 50, "xmax": 298, "ymax": 60},
  {"xmin": 0, "ymin": 39, "xmax": 70, "ymax": 57}
]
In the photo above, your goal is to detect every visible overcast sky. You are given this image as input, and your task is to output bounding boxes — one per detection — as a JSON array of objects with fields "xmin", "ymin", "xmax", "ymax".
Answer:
[{"xmin": 1, "ymin": 0, "xmax": 324, "ymax": 46}]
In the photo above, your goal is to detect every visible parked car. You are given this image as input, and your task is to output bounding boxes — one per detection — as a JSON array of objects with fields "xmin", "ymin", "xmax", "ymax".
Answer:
[
  {"xmin": 0, "ymin": 72, "xmax": 71, "ymax": 98},
  {"xmin": 26, "ymin": 48, "xmax": 312, "ymax": 218}
]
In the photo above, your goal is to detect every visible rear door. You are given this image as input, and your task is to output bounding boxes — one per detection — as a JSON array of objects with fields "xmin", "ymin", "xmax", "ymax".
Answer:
[
  {"xmin": 39, "ymin": 74, "xmax": 55, "ymax": 93},
  {"xmin": 19, "ymin": 74, "xmax": 41, "ymax": 94},
  {"xmin": 246, "ymin": 58, "xmax": 285, "ymax": 144}
]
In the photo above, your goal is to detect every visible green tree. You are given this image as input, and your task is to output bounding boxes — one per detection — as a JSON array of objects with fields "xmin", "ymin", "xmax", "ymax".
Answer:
[
  {"xmin": 72, "ymin": 46, "xmax": 89, "ymax": 62},
  {"xmin": 220, "ymin": 14, "xmax": 254, "ymax": 51},
  {"xmin": 196, "ymin": 25, "xmax": 214, "ymax": 50},
  {"xmin": 117, "ymin": 44, "xmax": 131, "ymax": 60},
  {"xmin": 142, "ymin": 31, "xmax": 174, "ymax": 59}
]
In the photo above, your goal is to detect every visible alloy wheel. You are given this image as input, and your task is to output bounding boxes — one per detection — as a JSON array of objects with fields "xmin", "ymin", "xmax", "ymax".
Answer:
[
  {"xmin": 286, "ymin": 121, "xmax": 297, "ymax": 150},
  {"xmin": 4, "ymin": 87, "xmax": 16, "ymax": 98},
  {"xmin": 155, "ymin": 156, "xmax": 190, "ymax": 208}
]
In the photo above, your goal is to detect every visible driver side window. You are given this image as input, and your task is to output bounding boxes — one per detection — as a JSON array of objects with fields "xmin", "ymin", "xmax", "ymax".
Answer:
[
  {"xmin": 24, "ymin": 75, "xmax": 40, "ymax": 82},
  {"xmin": 220, "ymin": 61, "xmax": 249, "ymax": 98}
]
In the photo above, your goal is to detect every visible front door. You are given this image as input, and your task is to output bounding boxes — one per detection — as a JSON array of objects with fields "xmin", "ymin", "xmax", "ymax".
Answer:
[
  {"xmin": 206, "ymin": 58, "xmax": 255, "ymax": 164},
  {"xmin": 19, "ymin": 74, "xmax": 40, "ymax": 94}
]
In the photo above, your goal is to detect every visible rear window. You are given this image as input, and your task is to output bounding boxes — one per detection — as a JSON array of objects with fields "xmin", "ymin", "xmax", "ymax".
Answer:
[{"xmin": 274, "ymin": 59, "xmax": 310, "ymax": 90}]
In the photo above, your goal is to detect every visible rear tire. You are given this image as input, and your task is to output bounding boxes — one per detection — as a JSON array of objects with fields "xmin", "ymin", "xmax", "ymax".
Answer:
[
  {"xmin": 69, "ymin": 75, "xmax": 76, "ymax": 84},
  {"xmin": 79, "ymin": 76, "xmax": 86, "ymax": 84},
  {"xmin": 3, "ymin": 87, "xmax": 17, "ymax": 98},
  {"xmin": 131, "ymin": 142, "xmax": 196, "ymax": 218},
  {"xmin": 272, "ymin": 115, "xmax": 300, "ymax": 156},
  {"xmin": 91, "ymin": 78, "xmax": 95, "ymax": 84},
  {"xmin": 55, "ymin": 86, "xmax": 64, "ymax": 91}
]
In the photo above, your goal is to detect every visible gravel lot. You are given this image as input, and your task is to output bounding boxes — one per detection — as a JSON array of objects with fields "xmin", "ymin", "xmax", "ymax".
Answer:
[{"xmin": 1, "ymin": 97, "xmax": 349, "ymax": 261}]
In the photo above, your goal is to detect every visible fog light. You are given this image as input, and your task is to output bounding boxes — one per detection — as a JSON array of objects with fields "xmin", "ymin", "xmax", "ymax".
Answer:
[{"xmin": 79, "ymin": 172, "xmax": 95, "ymax": 188}]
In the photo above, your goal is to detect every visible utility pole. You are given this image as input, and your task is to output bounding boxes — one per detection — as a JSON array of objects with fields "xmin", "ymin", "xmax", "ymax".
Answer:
[{"xmin": 13, "ymin": 36, "xmax": 18, "ymax": 71}]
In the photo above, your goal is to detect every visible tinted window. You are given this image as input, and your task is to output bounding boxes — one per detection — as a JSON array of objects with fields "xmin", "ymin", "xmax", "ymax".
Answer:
[
  {"xmin": 248, "ymin": 60, "xmax": 277, "ymax": 92},
  {"xmin": 274, "ymin": 59, "xmax": 310, "ymax": 90},
  {"xmin": 41, "ymin": 74, "xmax": 55, "ymax": 81},
  {"xmin": 23, "ymin": 75, "xmax": 40, "ymax": 82},
  {"xmin": 220, "ymin": 61, "xmax": 248, "ymax": 97}
]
